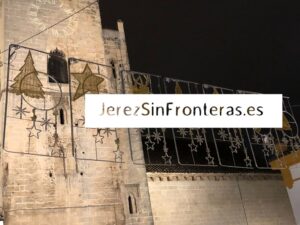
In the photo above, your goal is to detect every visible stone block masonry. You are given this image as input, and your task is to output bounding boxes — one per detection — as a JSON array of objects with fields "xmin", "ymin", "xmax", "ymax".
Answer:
[{"xmin": 148, "ymin": 173, "xmax": 296, "ymax": 225}]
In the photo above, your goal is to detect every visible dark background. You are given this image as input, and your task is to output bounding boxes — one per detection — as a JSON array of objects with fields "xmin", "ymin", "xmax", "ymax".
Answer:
[{"xmin": 100, "ymin": 0, "xmax": 300, "ymax": 120}]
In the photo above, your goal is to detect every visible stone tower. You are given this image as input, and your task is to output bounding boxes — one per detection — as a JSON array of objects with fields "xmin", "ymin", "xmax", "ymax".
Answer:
[{"xmin": 0, "ymin": 1, "xmax": 154, "ymax": 224}]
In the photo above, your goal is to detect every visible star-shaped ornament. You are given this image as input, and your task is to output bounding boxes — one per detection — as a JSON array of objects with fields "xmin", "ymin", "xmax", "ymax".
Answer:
[
  {"xmin": 13, "ymin": 106, "xmax": 29, "ymax": 118},
  {"xmin": 244, "ymin": 157, "xmax": 252, "ymax": 167},
  {"xmin": 113, "ymin": 147, "xmax": 124, "ymax": 162},
  {"xmin": 262, "ymin": 145, "xmax": 270, "ymax": 157},
  {"xmin": 72, "ymin": 64, "xmax": 104, "ymax": 101},
  {"xmin": 217, "ymin": 129, "xmax": 228, "ymax": 141},
  {"xmin": 177, "ymin": 128, "xmax": 188, "ymax": 137},
  {"xmin": 196, "ymin": 134, "xmax": 205, "ymax": 145},
  {"xmin": 27, "ymin": 124, "xmax": 42, "ymax": 139},
  {"xmin": 205, "ymin": 155, "xmax": 215, "ymax": 165},
  {"xmin": 281, "ymin": 137, "xmax": 289, "ymax": 145},
  {"xmin": 93, "ymin": 129, "xmax": 104, "ymax": 144},
  {"xmin": 162, "ymin": 154, "xmax": 172, "ymax": 165},
  {"xmin": 229, "ymin": 143, "xmax": 238, "ymax": 154},
  {"xmin": 145, "ymin": 139, "xmax": 155, "ymax": 151},
  {"xmin": 252, "ymin": 133, "xmax": 260, "ymax": 144},
  {"xmin": 188, "ymin": 142, "xmax": 198, "ymax": 152},
  {"xmin": 103, "ymin": 128, "xmax": 113, "ymax": 137},
  {"xmin": 153, "ymin": 130, "xmax": 162, "ymax": 143},
  {"xmin": 40, "ymin": 117, "xmax": 52, "ymax": 130}
]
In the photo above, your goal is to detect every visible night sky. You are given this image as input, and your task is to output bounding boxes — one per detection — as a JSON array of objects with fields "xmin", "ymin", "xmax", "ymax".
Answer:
[{"xmin": 100, "ymin": 0, "xmax": 300, "ymax": 116}]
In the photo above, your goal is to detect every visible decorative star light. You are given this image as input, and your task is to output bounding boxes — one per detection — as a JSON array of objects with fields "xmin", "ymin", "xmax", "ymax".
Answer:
[
  {"xmin": 13, "ymin": 106, "xmax": 29, "ymax": 118},
  {"xmin": 177, "ymin": 128, "xmax": 188, "ymax": 137},
  {"xmin": 281, "ymin": 137, "xmax": 289, "ymax": 145},
  {"xmin": 93, "ymin": 129, "xmax": 104, "ymax": 144},
  {"xmin": 263, "ymin": 135, "xmax": 274, "ymax": 150},
  {"xmin": 262, "ymin": 145, "xmax": 270, "ymax": 157},
  {"xmin": 294, "ymin": 142, "xmax": 300, "ymax": 150},
  {"xmin": 217, "ymin": 129, "xmax": 228, "ymax": 140},
  {"xmin": 252, "ymin": 133, "xmax": 260, "ymax": 144},
  {"xmin": 152, "ymin": 130, "xmax": 162, "ymax": 143},
  {"xmin": 205, "ymin": 155, "xmax": 215, "ymax": 165},
  {"xmin": 229, "ymin": 143, "xmax": 238, "ymax": 154},
  {"xmin": 162, "ymin": 154, "xmax": 172, "ymax": 165},
  {"xmin": 40, "ymin": 117, "xmax": 51, "ymax": 130},
  {"xmin": 113, "ymin": 149, "xmax": 123, "ymax": 162},
  {"xmin": 188, "ymin": 142, "xmax": 198, "ymax": 153},
  {"xmin": 244, "ymin": 157, "xmax": 252, "ymax": 167},
  {"xmin": 233, "ymin": 136, "xmax": 242, "ymax": 148},
  {"xmin": 102, "ymin": 128, "xmax": 113, "ymax": 137},
  {"xmin": 145, "ymin": 139, "xmax": 155, "ymax": 151},
  {"xmin": 268, "ymin": 144, "xmax": 276, "ymax": 155},
  {"xmin": 27, "ymin": 111, "xmax": 41, "ymax": 139},
  {"xmin": 27, "ymin": 124, "xmax": 42, "ymax": 139},
  {"xmin": 268, "ymin": 134, "xmax": 275, "ymax": 143},
  {"xmin": 113, "ymin": 138, "xmax": 123, "ymax": 162},
  {"xmin": 196, "ymin": 134, "xmax": 205, "ymax": 145},
  {"xmin": 72, "ymin": 64, "xmax": 104, "ymax": 101}
]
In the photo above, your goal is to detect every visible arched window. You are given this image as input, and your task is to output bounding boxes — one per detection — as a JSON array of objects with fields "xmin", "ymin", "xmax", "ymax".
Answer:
[
  {"xmin": 128, "ymin": 194, "xmax": 137, "ymax": 214},
  {"xmin": 48, "ymin": 48, "xmax": 68, "ymax": 83},
  {"xmin": 59, "ymin": 109, "xmax": 65, "ymax": 125},
  {"xmin": 110, "ymin": 61, "xmax": 117, "ymax": 79}
]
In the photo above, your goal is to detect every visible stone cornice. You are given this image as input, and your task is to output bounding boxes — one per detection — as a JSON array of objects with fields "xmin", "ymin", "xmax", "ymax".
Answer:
[{"xmin": 147, "ymin": 172, "xmax": 282, "ymax": 182}]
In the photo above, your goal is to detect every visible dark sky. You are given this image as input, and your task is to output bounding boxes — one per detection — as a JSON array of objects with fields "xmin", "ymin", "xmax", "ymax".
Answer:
[{"xmin": 100, "ymin": 0, "xmax": 300, "ymax": 107}]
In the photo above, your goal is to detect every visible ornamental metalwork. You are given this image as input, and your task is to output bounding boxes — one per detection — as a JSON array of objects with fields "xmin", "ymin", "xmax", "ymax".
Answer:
[
  {"xmin": 68, "ymin": 58, "xmax": 122, "ymax": 163},
  {"xmin": 122, "ymin": 71, "xmax": 300, "ymax": 171},
  {"xmin": 3, "ymin": 44, "xmax": 300, "ymax": 174}
]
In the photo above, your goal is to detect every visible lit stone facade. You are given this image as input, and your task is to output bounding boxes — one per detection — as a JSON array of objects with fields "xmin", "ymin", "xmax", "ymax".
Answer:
[
  {"xmin": 0, "ymin": 1, "xmax": 296, "ymax": 225},
  {"xmin": 0, "ymin": 1, "xmax": 153, "ymax": 224}
]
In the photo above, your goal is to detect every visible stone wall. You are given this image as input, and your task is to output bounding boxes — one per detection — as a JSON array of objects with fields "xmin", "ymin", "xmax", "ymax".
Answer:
[
  {"xmin": 0, "ymin": 1, "xmax": 154, "ymax": 224},
  {"xmin": 148, "ymin": 173, "xmax": 296, "ymax": 225}
]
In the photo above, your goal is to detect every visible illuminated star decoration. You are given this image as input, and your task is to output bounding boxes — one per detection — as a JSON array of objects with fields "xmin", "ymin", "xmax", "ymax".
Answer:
[
  {"xmin": 244, "ymin": 157, "xmax": 252, "ymax": 167},
  {"xmin": 102, "ymin": 128, "xmax": 113, "ymax": 137},
  {"xmin": 217, "ymin": 129, "xmax": 228, "ymax": 141},
  {"xmin": 40, "ymin": 117, "xmax": 51, "ymax": 130},
  {"xmin": 177, "ymin": 128, "xmax": 188, "ymax": 137},
  {"xmin": 196, "ymin": 134, "xmax": 205, "ymax": 145},
  {"xmin": 113, "ymin": 138, "xmax": 123, "ymax": 162},
  {"xmin": 281, "ymin": 137, "xmax": 289, "ymax": 145},
  {"xmin": 188, "ymin": 142, "xmax": 198, "ymax": 153},
  {"xmin": 262, "ymin": 145, "xmax": 270, "ymax": 157},
  {"xmin": 27, "ymin": 112, "xmax": 41, "ymax": 139},
  {"xmin": 72, "ymin": 64, "xmax": 104, "ymax": 101},
  {"xmin": 233, "ymin": 136, "xmax": 242, "ymax": 148},
  {"xmin": 205, "ymin": 154, "xmax": 215, "ymax": 165},
  {"xmin": 145, "ymin": 139, "xmax": 155, "ymax": 151},
  {"xmin": 162, "ymin": 153, "xmax": 172, "ymax": 165},
  {"xmin": 153, "ymin": 130, "xmax": 162, "ymax": 143},
  {"xmin": 93, "ymin": 129, "xmax": 104, "ymax": 144},
  {"xmin": 13, "ymin": 106, "xmax": 29, "ymax": 118},
  {"xmin": 229, "ymin": 143, "xmax": 238, "ymax": 154},
  {"xmin": 294, "ymin": 142, "xmax": 300, "ymax": 150},
  {"xmin": 252, "ymin": 133, "xmax": 260, "ymax": 144}
]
